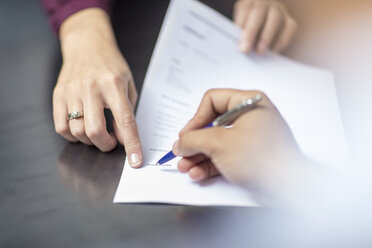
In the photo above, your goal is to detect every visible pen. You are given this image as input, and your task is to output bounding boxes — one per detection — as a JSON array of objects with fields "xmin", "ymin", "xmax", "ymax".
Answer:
[{"xmin": 156, "ymin": 94, "xmax": 262, "ymax": 165}]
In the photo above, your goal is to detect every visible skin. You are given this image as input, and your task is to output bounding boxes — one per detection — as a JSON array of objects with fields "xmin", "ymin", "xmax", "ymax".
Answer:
[
  {"xmin": 53, "ymin": 1, "xmax": 297, "ymax": 168},
  {"xmin": 172, "ymin": 89, "xmax": 308, "ymax": 190},
  {"xmin": 234, "ymin": 0, "xmax": 298, "ymax": 54},
  {"xmin": 54, "ymin": 8, "xmax": 142, "ymax": 167}
]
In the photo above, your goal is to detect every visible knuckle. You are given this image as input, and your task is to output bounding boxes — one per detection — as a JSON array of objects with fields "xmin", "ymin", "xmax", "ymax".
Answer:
[
  {"xmin": 85, "ymin": 126, "xmax": 105, "ymax": 139},
  {"xmin": 111, "ymin": 76, "xmax": 126, "ymax": 91},
  {"xmin": 55, "ymin": 124, "xmax": 69, "ymax": 135},
  {"xmin": 66, "ymin": 80, "xmax": 79, "ymax": 91},
  {"xmin": 124, "ymin": 139, "xmax": 141, "ymax": 149},
  {"xmin": 101, "ymin": 73, "xmax": 126, "ymax": 91},
  {"xmin": 106, "ymin": 73, "xmax": 124, "ymax": 84},
  {"xmin": 71, "ymin": 127, "xmax": 85, "ymax": 137},
  {"xmin": 82, "ymin": 77, "xmax": 97, "ymax": 89},
  {"xmin": 116, "ymin": 114, "xmax": 136, "ymax": 128},
  {"xmin": 100, "ymin": 146, "xmax": 115, "ymax": 153},
  {"xmin": 108, "ymin": 73, "xmax": 122, "ymax": 83},
  {"xmin": 204, "ymin": 88, "xmax": 218, "ymax": 98}
]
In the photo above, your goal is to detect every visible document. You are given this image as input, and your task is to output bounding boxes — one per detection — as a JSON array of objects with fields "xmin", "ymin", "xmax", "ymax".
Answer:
[{"xmin": 113, "ymin": 0, "xmax": 350, "ymax": 206}]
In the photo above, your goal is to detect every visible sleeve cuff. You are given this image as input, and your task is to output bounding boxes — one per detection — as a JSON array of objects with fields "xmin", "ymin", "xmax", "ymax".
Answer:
[{"xmin": 49, "ymin": 0, "xmax": 112, "ymax": 37}]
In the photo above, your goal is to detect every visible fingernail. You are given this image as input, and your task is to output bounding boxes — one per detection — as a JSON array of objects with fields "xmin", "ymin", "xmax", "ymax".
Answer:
[
  {"xmin": 172, "ymin": 140, "xmax": 180, "ymax": 155},
  {"xmin": 129, "ymin": 153, "xmax": 141, "ymax": 168}
]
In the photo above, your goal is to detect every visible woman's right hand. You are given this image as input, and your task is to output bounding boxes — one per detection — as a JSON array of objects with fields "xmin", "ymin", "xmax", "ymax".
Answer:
[{"xmin": 53, "ymin": 8, "xmax": 143, "ymax": 167}]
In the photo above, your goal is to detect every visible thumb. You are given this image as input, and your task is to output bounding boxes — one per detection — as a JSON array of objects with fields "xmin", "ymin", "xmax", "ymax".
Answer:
[{"xmin": 173, "ymin": 127, "xmax": 225, "ymax": 158}]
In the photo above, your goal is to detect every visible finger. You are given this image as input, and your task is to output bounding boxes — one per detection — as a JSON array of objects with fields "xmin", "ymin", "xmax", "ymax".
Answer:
[
  {"xmin": 128, "ymin": 79, "xmax": 138, "ymax": 109},
  {"xmin": 179, "ymin": 92, "xmax": 219, "ymax": 136},
  {"xmin": 68, "ymin": 102, "xmax": 93, "ymax": 145},
  {"xmin": 83, "ymin": 89, "xmax": 117, "ymax": 152},
  {"xmin": 177, "ymin": 154, "xmax": 207, "ymax": 173},
  {"xmin": 174, "ymin": 127, "xmax": 226, "ymax": 158},
  {"xmin": 188, "ymin": 160, "xmax": 219, "ymax": 181},
  {"xmin": 239, "ymin": 1, "xmax": 270, "ymax": 53},
  {"xmin": 233, "ymin": 0, "xmax": 252, "ymax": 28},
  {"xmin": 256, "ymin": 6, "xmax": 284, "ymax": 54},
  {"xmin": 179, "ymin": 89, "xmax": 237, "ymax": 135},
  {"xmin": 53, "ymin": 92, "xmax": 78, "ymax": 142},
  {"xmin": 105, "ymin": 80, "xmax": 142, "ymax": 168},
  {"xmin": 112, "ymin": 119, "xmax": 124, "ymax": 145},
  {"xmin": 179, "ymin": 89, "xmax": 263, "ymax": 136},
  {"xmin": 273, "ymin": 17, "xmax": 298, "ymax": 53}
]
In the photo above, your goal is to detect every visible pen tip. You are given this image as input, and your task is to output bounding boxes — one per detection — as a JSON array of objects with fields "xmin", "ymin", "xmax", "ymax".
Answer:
[{"xmin": 155, "ymin": 162, "xmax": 160, "ymax": 166}]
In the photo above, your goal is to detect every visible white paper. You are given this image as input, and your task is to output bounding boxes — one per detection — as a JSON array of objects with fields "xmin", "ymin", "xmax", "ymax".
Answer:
[{"xmin": 113, "ymin": 0, "xmax": 350, "ymax": 206}]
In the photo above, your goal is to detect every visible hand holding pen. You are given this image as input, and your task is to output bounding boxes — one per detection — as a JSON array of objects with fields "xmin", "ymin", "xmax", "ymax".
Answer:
[
  {"xmin": 159, "ymin": 89, "xmax": 303, "ymax": 185},
  {"xmin": 157, "ymin": 92, "xmax": 262, "ymax": 165}
]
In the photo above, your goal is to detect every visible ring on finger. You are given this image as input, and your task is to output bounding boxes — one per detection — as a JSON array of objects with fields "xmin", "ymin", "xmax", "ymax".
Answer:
[{"xmin": 68, "ymin": 111, "xmax": 84, "ymax": 120}]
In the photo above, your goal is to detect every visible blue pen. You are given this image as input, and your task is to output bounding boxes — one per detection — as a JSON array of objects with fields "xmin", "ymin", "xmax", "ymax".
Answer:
[{"xmin": 156, "ymin": 94, "xmax": 262, "ymax": 165}]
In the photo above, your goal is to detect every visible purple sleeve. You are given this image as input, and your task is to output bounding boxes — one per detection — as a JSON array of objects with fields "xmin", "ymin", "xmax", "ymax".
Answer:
[{"xmin": 40, "ymin": 0, "xmax": 114, "ymax": 36}]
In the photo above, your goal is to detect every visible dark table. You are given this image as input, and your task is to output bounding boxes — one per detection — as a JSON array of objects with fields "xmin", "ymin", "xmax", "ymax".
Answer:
[{"xmin": 0, "ymin": 1, "xmax": 294, "ymax": 247}]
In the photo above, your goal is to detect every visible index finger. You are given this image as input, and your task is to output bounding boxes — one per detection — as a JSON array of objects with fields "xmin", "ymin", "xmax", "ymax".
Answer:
[{"xmin": 105, "ymin": 85, "xmax": 142, "ymax": 168}]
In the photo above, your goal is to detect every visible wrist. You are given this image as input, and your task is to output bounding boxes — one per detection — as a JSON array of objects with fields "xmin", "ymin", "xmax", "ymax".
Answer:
[{"xmin": 60, "ymin": 8, "xmax": 117, "ymax": 59}]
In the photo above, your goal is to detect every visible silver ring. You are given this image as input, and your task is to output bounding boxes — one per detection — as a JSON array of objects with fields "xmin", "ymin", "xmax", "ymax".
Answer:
[{"xmin": 68, "ymin": 111, "xmax": 84, "ymax": 120}]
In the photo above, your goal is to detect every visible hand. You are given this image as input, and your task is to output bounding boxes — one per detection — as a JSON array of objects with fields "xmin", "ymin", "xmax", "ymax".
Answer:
[
  {"xmin": 172, "ymin": 89, "xmax": 305, "ymax": 187},
  {"xmin": 53, "ymin": 8, "xmax": 142, "ymax": 167},
  {"xmin": 234, "ymin": 0, "xmax": 298, "ymax": 54}
]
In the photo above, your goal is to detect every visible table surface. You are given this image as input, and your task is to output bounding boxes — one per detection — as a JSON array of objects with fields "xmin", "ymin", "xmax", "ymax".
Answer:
[{"xmin": 1, "ymin": 0, "xmax": 371, "ymax": 247}]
